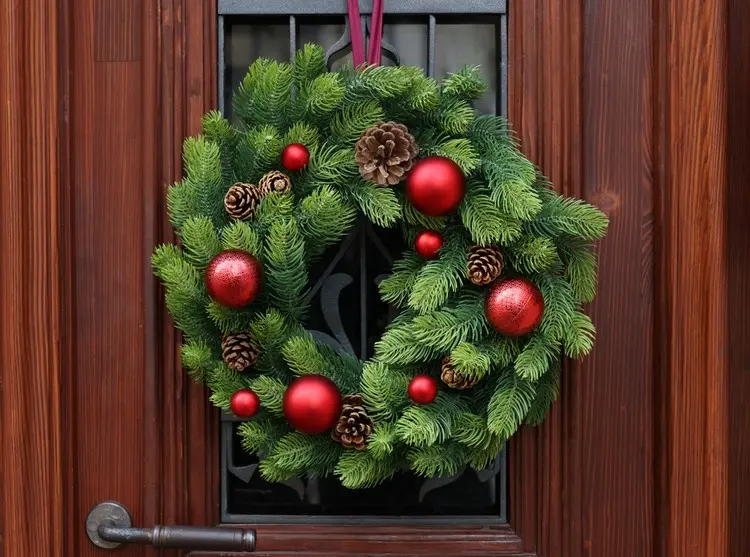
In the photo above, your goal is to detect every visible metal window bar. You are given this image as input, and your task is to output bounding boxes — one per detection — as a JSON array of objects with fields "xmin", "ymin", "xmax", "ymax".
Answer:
[{"xmin": 218, "ymin": 0, "xmax": 508, "ymax": 525}]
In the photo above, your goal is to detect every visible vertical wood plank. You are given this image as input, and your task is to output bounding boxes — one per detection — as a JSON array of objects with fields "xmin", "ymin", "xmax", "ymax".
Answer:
[
  {"xmin": 657, "ymin": 1, "xmax": 730, "ymax": 555},
  {"xmin": 728, "ymin": 1, "xmax": 750, "ymax": 555},
  {"xmin": 0, "ymin": 1, "xmax": 66, "ymax": 557}
]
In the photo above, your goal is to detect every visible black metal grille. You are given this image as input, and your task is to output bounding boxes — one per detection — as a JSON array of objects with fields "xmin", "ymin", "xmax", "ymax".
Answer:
[{"xmin": 218, "ymin": 0, "xmax": 508, "ymax": 525}]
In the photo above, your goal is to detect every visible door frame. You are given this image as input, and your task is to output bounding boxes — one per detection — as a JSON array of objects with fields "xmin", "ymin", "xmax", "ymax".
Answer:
[{"xmin": 0, "ymin": 1, "xmax": 736, "ymax": 556}]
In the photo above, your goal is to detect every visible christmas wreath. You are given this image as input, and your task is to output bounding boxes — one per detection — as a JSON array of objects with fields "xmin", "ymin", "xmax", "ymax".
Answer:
[{"xmin": 152, "ymin": 43, "xmax": 608, "ymax": 489}]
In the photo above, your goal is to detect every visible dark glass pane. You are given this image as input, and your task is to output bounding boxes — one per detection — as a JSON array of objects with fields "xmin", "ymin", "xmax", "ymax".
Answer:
[{"xmin": 220, "ymin": 10, "xmax": 507, "ymax": 523}]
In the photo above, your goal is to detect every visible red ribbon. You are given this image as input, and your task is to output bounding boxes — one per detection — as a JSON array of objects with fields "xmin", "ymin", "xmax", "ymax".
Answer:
[{"xmin": 347, "ymin": 0, "xmax": 386, "ymax": 67}]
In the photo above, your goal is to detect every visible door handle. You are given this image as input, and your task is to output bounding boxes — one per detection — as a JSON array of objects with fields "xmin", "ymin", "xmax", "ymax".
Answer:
[{"xmin": 86, "ymin": 501, "xmax": 256, "ymax": 552}]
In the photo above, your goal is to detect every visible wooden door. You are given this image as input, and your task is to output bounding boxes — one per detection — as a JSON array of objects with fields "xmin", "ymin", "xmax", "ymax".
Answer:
[{"xmin": 1, "ymin": 0, "xmax": 747, "ymax": 556}]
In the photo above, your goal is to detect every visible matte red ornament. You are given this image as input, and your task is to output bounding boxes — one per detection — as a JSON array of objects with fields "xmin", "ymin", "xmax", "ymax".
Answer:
[
  {"xmin": 405, "ymin": 156, "xmax": 466, "ymax": 216},
  {"xmin": 408, "ymin": 374, "xmax": 439, "ymax": 405},
  {"xmin": 205, "ymin": 250, "xmax": 263, "ymax": 309},
  {"xmin": 283, "ymin": 374, "xmax": 342, "ymax": 435},
  {"xmin": 281, "ymin": 143, "xmax": 310, "ymax": 172},
  {"xmin": 414, "ymin": 230, "xmax": 443, "ymax": 259},
  {"xmin": 230, "ymin": 389, "xmax": 261, "ymax": 419},
  {"xmin": 484, "ymin": 277, "xmax": 545, "ymax": 337}
]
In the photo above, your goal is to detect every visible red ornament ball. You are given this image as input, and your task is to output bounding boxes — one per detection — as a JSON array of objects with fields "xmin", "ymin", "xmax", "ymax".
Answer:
[
  {"xmin": 484, "ymin": 277, "xmax": 545, "ymax": 337},
  {"xmin": 283, "ymin": 374, "xmax": 342, "ymax": 435},
  {"xmin": 415, "ymin": 230, "xmax": 443, "ymax": 259},
  {"xmin": 405, "ymin": 156, "xmax": 466, "ymax": 216},
  {"xmin": 407, "ymin": 374, "xmax": 439, "ymax": 405},
  {"xmin": 230, "ymin": 389, "xmax": 261, "ymax": 419},
  {"xmin": 205, "ymin": 250, "xmax": 263, "ymax": 309},
  {"xmin": 281, "ymin": 143, "xmax": 310, "ymax": 172}
]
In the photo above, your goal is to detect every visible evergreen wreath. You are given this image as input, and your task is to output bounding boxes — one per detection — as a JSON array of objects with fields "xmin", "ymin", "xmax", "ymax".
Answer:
[{"xmin": 152, "ymin": 44, "xmax": 608, "ymax": 489}]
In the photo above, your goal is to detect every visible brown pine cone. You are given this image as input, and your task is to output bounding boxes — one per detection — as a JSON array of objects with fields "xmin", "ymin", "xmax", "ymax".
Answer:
[
  {"xmin": 221, "ymin": 333, "xmax": 260, "ymax": 372},
  {"xmin": 258, "ymin": 170, "xmax": 292, "ymax": 196},
  {"xmin": 355, "ymin": 121, "xmax": 419, "ymax": 186},
  {"xmin": 440, "ymin": 356, "xmax": 478, "ymax": 390},
  {"xmin": 467, "ymin": 245, "xmax": 504, "ymax": 286},
  {"xmin": 331, "ymin": 394, "xmax": 374, "ymax": 450},
  {"xmin": 224, "ymin": 182, "xmax": 263, "ymax": 220}
]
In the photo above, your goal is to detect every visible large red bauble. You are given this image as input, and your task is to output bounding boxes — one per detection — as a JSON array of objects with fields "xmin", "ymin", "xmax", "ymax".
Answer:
[
  {"xmin": 405, "ymin": 156, "xmax": 466, "ymax": 216},
  {"xmin": 283, "ymin": 375, "xmax": 342, "ymax": 435},
  {"xmin": 205, "ymin": 250, "xmax": 262, "ymax": 308},
  {"xmin": 230, "ymin": 389, "xmax": 261, "ymax": 419},
  {"xmin": 407, "ymin": 374, "xmax": 439, "ymax": 405},
  {"xmin": 414, "ymin": 230, "xmax": 443, "ymax": 259},
  {"xmin": 484, "ymin": 277, "xmax": 545, "ymax": 337},
  {"xmin": 280, "ymin": 143, "xmax": 310, "ymax": 172}
]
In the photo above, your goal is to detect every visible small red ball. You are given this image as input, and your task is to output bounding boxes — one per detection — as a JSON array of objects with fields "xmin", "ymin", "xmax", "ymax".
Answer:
[
  {"xmin": 406, "ymin": 156, "xmax": 466, "ymax": 216},
  {"xmin": 408, "ymin": 374, "xmax": 439, "ymax": 405},
  {"xmin": 414, "ymin": 230, "xmax": 443, "ymax": 259},
  {"xmin": 283, "ymin": 374, "xmax": 342, "ymax": 435},
  {"xmin": 484, "ymin": 277, "xmax": 545, "ymax": 337},
  {"xmin": 205, "ymin": 250, "xmax": 262, "ymax": 309},
  {"xmin": 280, "ymin": 143, "xmax": 310, "ymax": 172},
  {"xmin": 230, "ymin": 389, "xmax": 261, "ymax": 419}
]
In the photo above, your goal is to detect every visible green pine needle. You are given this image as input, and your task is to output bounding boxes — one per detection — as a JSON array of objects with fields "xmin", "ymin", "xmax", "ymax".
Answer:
[
  {"xmin": 563, "ymin": 311, "xmax": 596, "ymax": 358},
  {"xmin": 438, "ymin": 98, "xmax": 475, "ymax": 135},
  {"xmin": 293, "ymin": 43, "xmax": 326, "ymax": 85},
  {"xmin": 525, "ymin": 360, "xmax": 561, "ymax": 426},
  {"xmin": 335, "ymin": 450, "xmax": 397, "ymax": 489},
  {"xmin": 442, "ymin": 65, "xmax": 488, "ymax": 101},
  {"xmin": 407, "ymin": 443, "xmax": 469, "ymax": 478},
  {"xmin": 221, "ymin": 221, "xmax": 262, "ymax": 256},
  {"xmin": 378, "ymin": 252, "xmax": 426, "ymax": 308},
  {"xmin": 395, "ymin": 393, "xmax": 463, "ymax": 447},
  {"xmin": 513, "ymin": 334, "xmax": 560, "ymax": 381},
  {"xmin": 507, "ymin": 236, "xmax": 559, "ymax": 274},
  {"xmin": 367, "ymin": 422, "xmax": 398, "ymax": 459},
  {"xmin": 460, "ymin": 188, "xmax": 524, "ymax": 246},
  {"xmin": 407, "ymin": 234, "xmax": 469, "ymax": 314},
  {"xmin": 180, "ymin": 216, "xmax": 221, "ymax": 269},
  {"xmin": 331, "ymin": 100, "xmax": 385, "ymax": 144},
  {"xmin": 247, "ymin": 375, "xmax": 287, "ymax": 417},
  {"xmin": 239, "ymin": 418, "xmax": 288, "ymax": 457},
  {"xmin": 180, "ymin": 339, "xmax": 217, "ymax": 382},
  {"xmin": 349, "ymin": 180, "xmax": 401, "ymax": 227},
  {"xmin": 487, "ymin": 369, "xmax": 537, "ymax": 439}
]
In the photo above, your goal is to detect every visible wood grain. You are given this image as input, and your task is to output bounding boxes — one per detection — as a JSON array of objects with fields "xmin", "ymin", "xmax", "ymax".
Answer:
[
  {"xmin": 0, "ymin": 1, "xmax": 66, "ymax": 557},
  {"xmin": 656, "ymin": 0, "xmax": 730, "ymax": 556},
  {"xmin": 727, "ymin": 0, "xmax": 750, "ymax": 554}
]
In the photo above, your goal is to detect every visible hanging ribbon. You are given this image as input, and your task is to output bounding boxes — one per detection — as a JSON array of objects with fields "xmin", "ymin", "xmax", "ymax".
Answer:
[{"xmin": 347, "ymin": 0, "xmax": 386, "ymax": 67}]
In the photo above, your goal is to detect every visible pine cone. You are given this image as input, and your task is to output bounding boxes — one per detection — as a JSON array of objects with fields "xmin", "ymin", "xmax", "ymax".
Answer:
[
  {"xmin": 258, "ymin": 170, "xmax": 292, "ymax": 196},
  {"xmin": 355, "ymin": 121, "xmax": 419, "ymax": 186},
  {"xmin": 331, "ymin": 394, "xmax": 374, "ymax": 450},
  {"xmin": 224, "ymin": 183, "xmax": 263, "ymax": 220},
  {"xmin": 221, "ymin": 333, "xmax": 260, "ymax": 372},
  {"xmin": 440, "ymin": 356, "xmax": 478, "ymax": 390},
  {"xmin": 467, "ymin": 245, "xmax": 504, "ymax": 286}
]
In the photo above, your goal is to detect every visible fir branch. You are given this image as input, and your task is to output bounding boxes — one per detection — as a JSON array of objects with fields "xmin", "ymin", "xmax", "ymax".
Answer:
[
  {"xmin": 368, "ymin": 422, "xmax": 398, "ymax": 459},
  {"xmin": 255, "ymin": 192, "xmax": 295, "ymax": 234},
  {"xmin": 395, "ymin": 392, "xmax": 464, "ymax": 447},
  {"xmin": 221, "ymin": 221, "xmax": 262, "ymax": 256},
  {"xmin": 180, "ymin": 216, "xmax": 221, "ymax": 270},
  {"xmin": 407, "ymin": 76, "xmax": 439, "ymax": 111},
  {"xmin": 206, "ymin": 301, "xmax": 257, "ymax": 335},
  {"xmin": 263, "ymin": 217, "xmax": 308, "ymax": 320},
  {"xmin": 295, "ymin": 73, "xmax": 346, "ymax": 123},
  {"xmin": 441, "ymin": 65, "xmax": 488, "ymax": 102},
  {"xmin": 378, "ymin": 252, "xmax": 425, "ymax": 308},
  {"xmin": 335, "ymin": 449, "xmax": 398, "ymax": 489},
  {"xmin": 563, "ymin": 311, "xmax": 596, "ymax": 358},
  {"xmin": 282, "ymin": 334, "xmax": 328, "ymax": 376},
  {"xmin": 467, "ymin": 437, "xmax": 504, "ymax": 471},
  {"xmin": 514, "ymin": 334, "xmax": 560, "ymax": 382},
  {"xmin": 207, "ymin": 363, "xmax": 247, "ymax": 409},
  {"xmin": 182, "ymin": 136, "xmax": 227, "ymax": 227},
  {"xmin": 537, "ymin": 274, "xmax": 577, "ymax": 342},
  {"xmin": 483, "ymin": 155, "xmax": 541, "ymax": 222},
  {"xmin": 373, "ymin": 321, "xmax": 440, "ymax": 365},
  {"xmin": 420, "ymin": 138, "xmax": 480, "ymax": 174},
  {"xmin": 181, "ymin": 339, "xmax": 217, "ymax": 382},
  {"xmin": 407, "ymin": 443, "xmax": 468, "ymax": 478},
  {"xmin": 487, "ymin": 369, "xmax": 537, "ymax": 439},
  {"xmin": 358, "ymin": 65, "xmax": 414, "ymax": 99},
  {"xmin": 233, "ymin": 59, "xmax": 293, "ymax": 129},
  {"xmin": 525, "ymin": 359, "xmax": 561, "ymax": 426},
  {"xmin": 437, "ymin": 98, "xmax": 475, "ymax": 135},
  {"xmin": 450, "ymin": 342, "xmax": 493, "ymax": 381},
  {"xmin": 557, "ymin": 238, "xmax": 599, "ymax": 303},
  {"xmin": 246, "ymin": 125, "xmax": 284, "ymax": 170},
  {"xmin": 262, "ymin": 433, "xmax": 342, "ymax": 480},
  {"xmin": 452, "ymin": 412, "xmax": 494, "ymax": 449},
  {"xmin": 201, "ymin": 110, "xmax": 237, "ymax": 188},
  {"xmin": 410, "ymin": 292, "xmax": 489, "ymax": 353},
  {"xmin": 507, "ymin": 236, "xmax": 559, "ymax": 274},
  {"xmin": 360, "ymin": 361, "xmax": 412, "ymax": 421},
  {"xmin": 308, "ymin": 144, "xmax": 359, "ymax": 183},
  {"xmin": 469, "ymin": 115, "xmax": 517, "ymax": 150},
  {"xmin": 293, "ymin": 43, "xmax": 326, "ymax": 85},
  {"xmin": 239, "ymin": 418, "xmax": 289, "ymax": 458},
  {"xmin": 349, "ymin": 180, "xmax": 401, "ymax": 228},
  {"xmin": 330, "ymin": 100, "xmax": 385, "ymax": 144},
  {"xmin": 407, "ymin": 233, "xmax": 469, "ymax": 314},
  {"xmin": 460, "ymin": 187, "xmax": 524, "ymax": 245},
  {"xmin": 486, "ymin": 334, "xmax": 523, "ymax": 369},
  {"xmin": 284, "ymin": 122, "xmax": 320, "ymax": 151},
  {"xmin": 399, "ymin": 191, "xmax": 447, "ymax": 230},
  {"xmin": 166, "ymin": 180, "xmax": 198, "ymax": 231},
  {"xmin": 527, "ymin": 194, "xmax": 609, "ymax": 240},
  {"xmin": 298, "ymin": 185, "xmax": 357, "ymax": 260},
  {"xmin": 247, "ymin": 375, "xmax": 287, "ymax": 417}
]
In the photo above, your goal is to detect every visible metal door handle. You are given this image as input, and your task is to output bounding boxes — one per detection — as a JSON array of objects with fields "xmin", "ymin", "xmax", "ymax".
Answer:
[{"xmin": 86, "ymin": 501, "xmax": 256, "ymax": 552}]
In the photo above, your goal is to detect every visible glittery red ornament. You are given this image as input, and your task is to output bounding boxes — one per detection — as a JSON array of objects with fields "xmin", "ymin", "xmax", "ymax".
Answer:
[
  {"xmin": 205, "ymin": 250, "xmax": 262, "ymax": 308},
  {"xmin": 414, "ymin": 230, "xmax": 443, "ymax": 259},
  {"xmin": 484, "ymin": 277, "xmax": 545, "ymax": 337},
  {"xmin": 230, "ymin": 388, "xmax": 261, "ymax": 419},
  {"xmin": 405, "ymin": 156, "xmax": 466, "ymax": 216},
  {"xmin": 280, "ymin": 143, "xmax": 310, "ymax": 172},
  {"xmin": 283, "ymin": 374, "xmax": 342, "ymax": 435},
  {"xmin": 407, "ymin": 374, "xmax": 438, "ymax": 405}
]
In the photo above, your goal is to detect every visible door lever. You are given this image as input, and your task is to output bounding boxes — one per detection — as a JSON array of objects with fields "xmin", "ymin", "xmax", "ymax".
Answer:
[{"xmin": 86, "ymin": 501, "xmax": 256, "ymax": 551}]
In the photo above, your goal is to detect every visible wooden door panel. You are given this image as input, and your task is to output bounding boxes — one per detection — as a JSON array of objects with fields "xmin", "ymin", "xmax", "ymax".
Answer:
[{"xmin": 0, "ymin": 0, "xmax": 743, "ymax": 556}]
